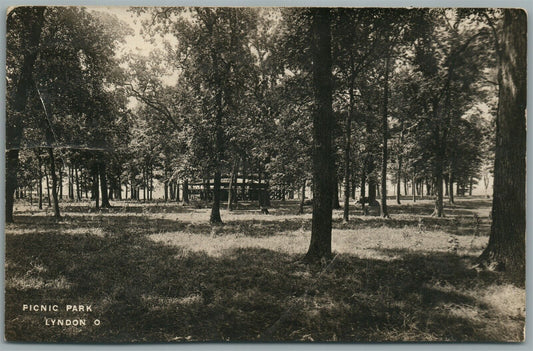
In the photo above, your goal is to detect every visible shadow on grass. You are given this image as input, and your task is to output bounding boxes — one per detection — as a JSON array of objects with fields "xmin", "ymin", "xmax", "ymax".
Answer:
[
  {"xmin": 11, "ymin": 205, "xmax": 488, "ymax": 241},
  {"xmin": 5, "ymin": 228, "xmax": 521, "ymax": 343},
  {"xmin": 9, "ymin": 213, "xmax": 312, "ymax": 238}
]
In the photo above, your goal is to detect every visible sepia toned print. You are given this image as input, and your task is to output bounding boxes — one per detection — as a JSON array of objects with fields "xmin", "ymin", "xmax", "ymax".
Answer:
[{"xmin": 4, "ymin": 6, "xmax": 525, "ymax": 342}]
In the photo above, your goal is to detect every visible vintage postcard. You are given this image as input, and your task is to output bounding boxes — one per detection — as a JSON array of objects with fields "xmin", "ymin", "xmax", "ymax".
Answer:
[{"xmin": 4, "ymin": 6, "xmax": 526, "ymax": 342}]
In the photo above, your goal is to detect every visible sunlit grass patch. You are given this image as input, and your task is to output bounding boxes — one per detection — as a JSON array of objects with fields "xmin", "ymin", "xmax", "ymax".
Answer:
[
  {"xmin": 7, "ymin": 275, "xmax": 72, "ymax": 291},
  {"xmin": 4, "ymin": 197, "xmax": 524, "ymax": 342}
]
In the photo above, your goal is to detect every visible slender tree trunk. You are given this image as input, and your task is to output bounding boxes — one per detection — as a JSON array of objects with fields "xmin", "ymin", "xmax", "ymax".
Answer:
[
  {"xmin": 227, "ymin": 160, "xmax": 237, "ymax": 211},
  {"xmin": 183, "ymin": 179, "xmax": 189, "ymax": 204},
  {"xmin": 368, "ymin": 177, "xmax": 376, "ymax": 203},
  {"xmin": 75, "ymin": 165, "xmax": 81, "ymax": 201},
  {"xmin": 142, "ymin": 167, "xmax": 146, "ymax": 201},
  {"xmin": 469, "ymin": 176, "xmax": 473, "ymax": 196},
  {"xmin": 99, "ymin": 161, "xmax": 111, "ymax": 208},
  {"xmin": 149, "ymin": 165, "xmax": 153, "ymax": 200},
  {"xmin": 360, "ymin": 168, "xmax": 366, "ymax": 210},
  {"xmin": 298, "ymin": 180, "xmax": 306, "ymax": 215},
  {"xmin": 434, "ymin": 173, "xmax": 444, "ymax": 217},
  {"xmin": 93, "ymin": 164, "xmax": 100, "ymax": 209},
  {"xmin": 380, "ymin": 57, "xmax": 390, "ymax": 217},
  {"xmin": 342, "ymin": 109, "xmax": 351, "ymax": 221},
  {"xmin": 343, "ymin": 55, "xmax": 356, "ymax": 222},
  {"xmin": 480, "ymin": 9, "xmax": 526, "ymax": 282},
  {"xmin": 68, "ymin": 166, "xmax": 73, "ymax": 200},
  {"xmin": 449, "ymin": 171, "xmax": 454, "ymax": 204},
  {"xmin": 130, "ymin": 175, "xmax": 135, "ymax": 200},
  {"xmin": 396, "ymin": 139, "xmax": 402, "ymax": 205},
  {"xmin": 59, "ymin": 164, "xmax": 63, "ymax": 200},
  {"xmin": 37, "ymin": 152, "xmax": 43, "ymax": 209},
  {"xmin": 241, "ymin": 160, "xmax": 247, "ymax": 200},
  {"xmin": 306, "ymin": 9, "xmax": 333, "ymax": 261},
  {"xmin": 47, "ymin": 148, "xmax": 60, "ymax": 218},
  {"xmin": 45, "ymin": 165, "xmax": 51, "ymax": 207},
  {"xmin": 412, "ymin": 172, "xmax": 416, "ymax": 203}
]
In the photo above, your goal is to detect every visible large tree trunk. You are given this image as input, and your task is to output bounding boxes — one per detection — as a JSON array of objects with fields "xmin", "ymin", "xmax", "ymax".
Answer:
[
  {"xmin": 480, "ymin": 9, "xmax": 526, "ymax": 283},
  {"xmin": 306, "ymin": 9, "xmax": 333, "ymax": 262},
  {"xmin": 332, "ymin": 175, "xmax": 341, "ymax": 209},
  {"xmin": 380, "ymin": 56, "xmax": 390, "ymax": 217},
  {"xmin": 5, "ymin": 8, "xmax": 45, "ymax": 223},
  {"xmin": 47, "ymin": 148, "xmax": 61, "ymax": 218}
]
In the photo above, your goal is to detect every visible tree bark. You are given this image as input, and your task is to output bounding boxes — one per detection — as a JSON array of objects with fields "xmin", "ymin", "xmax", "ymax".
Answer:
[
  {"xmin": 396, "ymin": 129, "xmax": 404, "ymax": 205},
  {"xmin": 183, "ymin": 179, "xmax": 189, "ymax": 204},
  {"xmin": 37, "ymin": 151, "xmax": 43, "ymax": 209},
  {"xmin": 5, "ymin": 8, "xmax": 45, "ymax": 223},
  {"xmin": 434, "ymin": 173, "xmax": 444, "ymax": 217},
  {"xmin": 99, "ymin": 161, "xmax": 111, "ymax": 208},
  {"xmin": 342, "ymin": 108, "xmax": 351, "ymax": 222},
  {"xmin": 449, "ymin": 171, "xmax": 454, "ymax": 204},
  {"xmin": 332, "ymin": 175, "xmax": 341, "ymax": 209},
  {"xmin": 298, "ymin": 180, "xmax": 306, "ymax": 215},
  {"xmin": 227, "ymin": 160, "xmax": 237, "ymax": 211},
  {"xmin": 75, "ymin": 165, "xmax": 81, "ymax": 200},
  {"xmin": 210, "ymin": 47, "xmax": 224, "ymax": 224},
  {"xmin": 412, "ymin": 171, "xmax": 416, "ymax": 203},
  {"xmin": 59, "ymin": 164, "xmax": 63, "ymax": 200},
  {"xmin": 45, "ymin": 164, "xmax": 51, "ymax": 207},
  {"xmin": 380, "ymin": 56, "xmax": 390, "ymax": 217},
  {"xmin": 93, "ymin": 164, "xmax": 100, "ymax": 209},
  {"xmin": 368, "ymin": 177, "xmax": 376, "ymax": 203},
  {"xmin": 306, "ymin": 9, "xmax": 333, "ymax": 262},
  {"xmin": 360, "ymin": 168, "xmax": 366, "ymax": 210},
  {"xmin": 480, "ymin": 9, "xmax": 526, "ymax": 282},
  {"xmin": 47, "ymin": 148, "xmax": 60, "ymax": 218}
]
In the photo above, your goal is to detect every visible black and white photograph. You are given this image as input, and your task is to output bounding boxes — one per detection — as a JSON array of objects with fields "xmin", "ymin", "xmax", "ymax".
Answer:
[{"xmin": 3, "ymin": 4, "xmax": 526, "ymax": 343}]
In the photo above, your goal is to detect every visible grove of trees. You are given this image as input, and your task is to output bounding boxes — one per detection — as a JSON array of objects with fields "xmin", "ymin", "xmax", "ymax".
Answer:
[{"xmin": 5, "ymin": 7, "xmax": 525, "ymax": 278}]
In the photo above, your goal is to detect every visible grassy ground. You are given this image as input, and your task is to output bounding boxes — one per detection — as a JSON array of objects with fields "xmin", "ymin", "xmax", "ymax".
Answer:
[{"xmin": 4, "ymin": 196, "xmax": 525, "ymax": 342}]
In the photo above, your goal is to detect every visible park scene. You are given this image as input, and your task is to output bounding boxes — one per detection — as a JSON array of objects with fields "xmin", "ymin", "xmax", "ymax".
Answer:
[{"xmin": 5, "ymin": 7, "xmax": 526, "ymax": 342}]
